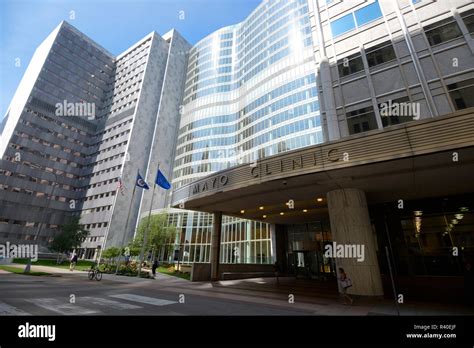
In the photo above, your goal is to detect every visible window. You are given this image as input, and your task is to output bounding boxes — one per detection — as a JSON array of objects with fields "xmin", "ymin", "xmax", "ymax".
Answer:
[
  {"xmin": 346, "ymin": 106, "xmax": 378, "ymax": 134},
  {"xmin": 461, "ymin": 10, "xmax": 474, "ymax": 34},
  {"xmin": 366, "ymin": 42, "xmax": 396, "ymax": 67},
  {"xmin": 447, "ymin": 78, "xmax": 474, "ymax": 110},
  {"xmin": 424, "ymin": 18, "xmax": 462, "ymax": 46},
  {"xmin": 354, "ymin": 0, "xmax": 383, "ymax": 27},
  {"xmin": 330, "ymin": 1, "xmax": 382, "ymax": 38},
  {"xmin": 220, "ymin": 33, "xmax": 233, "ymax": 40},
  {"xmin": 330, "ymin": 13, "xmax": 356, "ymax": 37},
  {"xmin": 337, "ymin": 53, "xmax": 364, "ymax": 77}
]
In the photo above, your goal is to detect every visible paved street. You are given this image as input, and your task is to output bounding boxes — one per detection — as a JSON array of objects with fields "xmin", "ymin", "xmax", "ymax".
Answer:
[
  {"xmin": 0, "ymin": 268, "xmax": 312, "ymax": 316},
  {"xmin": 0, "ymin": 265, "xmax": 472, "ymax": 316}
]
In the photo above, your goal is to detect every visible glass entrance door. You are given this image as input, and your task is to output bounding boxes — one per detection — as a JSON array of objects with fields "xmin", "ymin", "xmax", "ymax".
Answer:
[
  {"xmin": 290, "ymin": 250, "xmax": 335, "ymax": 279},
  {"xmin": 286, "ymin": 221, "xmax": 336, "ymax": 279}
]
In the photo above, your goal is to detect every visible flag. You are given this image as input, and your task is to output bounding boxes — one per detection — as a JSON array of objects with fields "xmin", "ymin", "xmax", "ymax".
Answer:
[
  {"xmin": 136, "ymin": 172, "xmax": 150, "ymax": 190},
  {"xmin": 117, "ymin": 178, "xmax": 125, "ymax": 195},
  {"xmin": 155, "ymin": 169, "xmax": 171, "ymax": 190}
]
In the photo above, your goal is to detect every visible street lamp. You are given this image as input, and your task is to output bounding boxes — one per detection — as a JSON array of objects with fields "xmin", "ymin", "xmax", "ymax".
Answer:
[{"xmin": 24, "ymin": 169, "xmax": 59, "ymax": 273}]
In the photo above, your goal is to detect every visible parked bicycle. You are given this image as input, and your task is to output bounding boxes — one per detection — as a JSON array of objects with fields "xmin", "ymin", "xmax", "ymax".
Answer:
[{"xmin": 88, "ymin": 265, "xmax": 102, "ymax": 281}]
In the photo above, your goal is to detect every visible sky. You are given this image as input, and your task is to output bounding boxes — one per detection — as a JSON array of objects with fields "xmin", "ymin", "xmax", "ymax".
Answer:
[{"xmin": 0, "ymin": 0, "xmax": 262, "ymax": 119}]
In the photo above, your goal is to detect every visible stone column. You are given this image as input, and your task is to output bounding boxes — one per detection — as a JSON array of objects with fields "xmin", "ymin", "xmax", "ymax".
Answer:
[
  {"xmin": 210, "ymin": 212, "xmax": 222, "ymax": 281},
  {"xmin": 327, "ymin": 188, "xmax": 383, "ymax": 296}
]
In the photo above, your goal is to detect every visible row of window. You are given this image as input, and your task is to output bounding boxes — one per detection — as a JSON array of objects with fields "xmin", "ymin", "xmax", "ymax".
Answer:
[
  {"xmin": 80, "ymin": 177, "xmax": 120, "ymax": 192},
  {"xmin": 20, "ymin": 112, "xmax": 89, "ymax": 150},
  {"xmin": 242, "ymin": 116, "xmax": 320, "ymax": 152},
  {"xmin": 185, "ymin": 1, "xmax": 309, "ymax": 97},
  {"xmin": 83, "ymin": 236, "xmax": 103, "ymax": 243},
  {"xmin": 173, "ymin": 132, "xmax": 321, "ymax": 187},
  {"xmin": 184, "ymin": 37, "xmax": 310, "ymax": 104},
  {"xmin": 330, "ymin": 0, "xmax": 383, "ymax": 37},
  {"xmin": 7, "ymin": 144, "xmax": 82, "ymax": 178},
  {"xmin": 115, "ymin": 39, "xmax": 151, "ymax": 70},
  {"xmin": 82, "ymin": 205, "xmax": 112, "ymax": 214},
  {"xmin": 94, "ymin": 118, "xmax": 132, "ymax": 139},
  {"xmin": 84, "ymin": 164, "xmax": 122, "ymax": 180},
  {"xmin": 87, "ymin": 140, "xmax": 128, "ymax": 159},
  {"xmin": 0, "ymin": 169, "xmax": 76, "ymax": 192},
  {"xmin": 57, "ymin": 29, "xmax": 113, "ymax": 69},
  {"xmin": 83, "ymin": 190, "xmax": 116, "ymax": 201},
  {"xmin": 52, "ymin": 39, "xmax": 110, "ymax": 88},
  {"xmin": 346, "ymin": 78, "xmax": 474, "ymax": 135},
  {"xmin": 0, "ymin": 181, "xmax": 74, "ymax": 203},
  {"xmin": 179, "ymin": 74, "xmax": 316, "ymax": 141},
  {"xmin": 175, "ymin": 101, "xmax": 319, "ymax": 169},
  {"xmin": 81, "ymin": 222, "xmax": 107, "ymax": 229},
  {"xmin": 337, "ymin": 40, "xmax": 396, "ymax": 78},
  {"xmin": 336, "ymin": 9, "xmax": 472, "ymax": 79},
  {"xmin": 177, "ymin": 86, "xmax": 318, "ymax": 155},
  {"xmin": 46, "ymin": 51, "xmax": 105, "ymax": 105},
  {"xmin": 178, "ymin": 115, "xmax": 320, "ymax": 167},
  {"xmin": 84, "ymin": 153, "xmax": 125, "ymax": 171},
  {"xmin": 424, "ymin": 11, "xmax": 473, "ymax": 46}
]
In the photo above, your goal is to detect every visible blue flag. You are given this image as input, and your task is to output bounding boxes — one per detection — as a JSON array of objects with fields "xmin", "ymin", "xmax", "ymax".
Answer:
[
  {"xmin": 136, "ymin": 172, "xmax": 150, "ymax": 190},
  {"xmin": 155, "ymin": 169, "xmax": 171, "ymax": 190}
]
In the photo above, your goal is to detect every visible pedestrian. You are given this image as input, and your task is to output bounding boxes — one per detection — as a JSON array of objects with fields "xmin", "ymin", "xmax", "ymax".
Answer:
[
  {"xmin": 69, "ymin": 253, "xmax": 78, "ymax": 272},
  {"xmin": 338, "ymin": 267, "xmax": 353, "ymax": 305},
  {"xmin": 464, "ymin": 262, "xmax": 474, "ymax": 307},
  {"xmin": 152, "ymin": 259, "xmax": 159, "ymax": 279},
  {"xmin": 273, "ymin": 261, "xmax": 281, "ymax": 285}
]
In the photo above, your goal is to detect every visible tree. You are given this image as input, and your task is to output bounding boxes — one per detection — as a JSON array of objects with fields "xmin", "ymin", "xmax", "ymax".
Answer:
[
  {"xmin": 132, "ymin": 213, "xmax": 177, "ymax": 262},
  {"xmin": 50, "ymin": 217, "xmax": 89, "ymax": 262},
  {"xmin": 101, "ymin": 247, "xmax": 121, "ymax": 262}
]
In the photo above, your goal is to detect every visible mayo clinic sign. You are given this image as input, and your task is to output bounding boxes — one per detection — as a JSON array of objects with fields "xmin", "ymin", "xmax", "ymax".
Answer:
[{"xmin": 191, "ymin": 148, "xmax": 342, "ymax": 196}]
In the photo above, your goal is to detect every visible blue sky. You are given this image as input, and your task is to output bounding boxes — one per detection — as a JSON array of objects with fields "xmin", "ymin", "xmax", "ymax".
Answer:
[{"xmin": 0, "ymin": 0, "xmax": 261, "ymax": 119}]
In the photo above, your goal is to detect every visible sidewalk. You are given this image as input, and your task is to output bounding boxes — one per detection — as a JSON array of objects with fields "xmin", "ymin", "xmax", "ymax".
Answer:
[
  {"xmin": 5, "ymin": 264, "xmax": 472, "ymax": 316},
  {"xmin": 7, "ymin": 263, "xmax": 86, "ymax": 274},
  {"xmin": 82, "ymin": 271, "xmax": 474, "ymax": 316},
  {"xmin": 207, "ymin": 277, "xmax": 474, "ymax": 316}
]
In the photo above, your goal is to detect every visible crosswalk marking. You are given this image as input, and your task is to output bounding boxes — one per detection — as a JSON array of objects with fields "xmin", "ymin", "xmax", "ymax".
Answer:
[
  {"xmin": 80, "ymin": 296, "xmax": 142, "ymax": 310},
  {"xmin": 0, "ymin": 301, "xmax": 31, "ymax": 315},
  {"xmin": 109, "ymin": 294, "xmax": 177, "ymax": 306},
  {"xmin": 26, "ymin": 298, "xmax": 99, "ymax": 315}
]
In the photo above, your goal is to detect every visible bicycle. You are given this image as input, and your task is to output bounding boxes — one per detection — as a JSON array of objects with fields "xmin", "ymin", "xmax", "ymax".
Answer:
[{"xmin": 88, "ymin": 265, "xmax": 102, "ymax": 281}]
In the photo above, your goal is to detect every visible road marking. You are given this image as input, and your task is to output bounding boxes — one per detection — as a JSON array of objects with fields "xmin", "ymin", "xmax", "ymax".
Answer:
[
  {"xmin": 26, "ymin": 298, "xmax": 99, "ymax": 315},
  {"xmin": 109, "ymin": 294, "xmax": 177, "ymax": 306},
  {"xmin": 0, "ymin": 301, "xmax": 31, "ymax": 315},
  {"xmin": 80, "ymin": 297, "xmax": 142, "ymax": 310}
]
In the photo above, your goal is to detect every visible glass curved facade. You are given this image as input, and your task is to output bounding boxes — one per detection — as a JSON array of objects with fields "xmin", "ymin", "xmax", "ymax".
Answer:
[{"xmin": 173, "ymin": 0, "xmax": 322, "ymax": 189}]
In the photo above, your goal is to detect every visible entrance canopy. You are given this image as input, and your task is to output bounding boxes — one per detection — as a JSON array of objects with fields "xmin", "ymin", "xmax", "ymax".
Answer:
[{"xmin": 171, "ymin": 109, "xmax": 474, "ymax": 224}]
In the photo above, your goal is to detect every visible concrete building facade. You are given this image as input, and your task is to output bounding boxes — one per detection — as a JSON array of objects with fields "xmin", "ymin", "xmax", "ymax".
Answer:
[
  {"xmin": 1, "ymin": 0, "xmax": 473, "ymax": 302},
  {"xmin": 0, "ymin": 21, "xmax": 190, "ymax": 259},
  {"xmin": 170, "ymin": 0, "xmax": 474, "ymax": 301}
]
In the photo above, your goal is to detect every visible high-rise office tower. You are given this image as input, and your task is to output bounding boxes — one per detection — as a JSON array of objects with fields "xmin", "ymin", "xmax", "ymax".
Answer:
[
  {"xmin": 165, "ymin": 0, "xmax": 321, "ymax": 265},
  {"xmin": 0, "ymin": 21, "xmax": 190, "ymax": 258}
]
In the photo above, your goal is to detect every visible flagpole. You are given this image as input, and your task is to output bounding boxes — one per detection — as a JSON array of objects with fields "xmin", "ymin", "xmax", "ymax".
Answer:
[
  {"xmin": 115, "ymin": 170, "xmax": 138, "ymax": 274},
  {"xmin": 137, "ymin": 163, "xmax": 159, "ymax": 277}
]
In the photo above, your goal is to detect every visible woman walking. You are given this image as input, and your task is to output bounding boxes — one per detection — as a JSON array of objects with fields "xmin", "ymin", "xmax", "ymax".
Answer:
[{"xmin": 339, "ymin": 267, "xmax": 353, "ymax": 305}]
